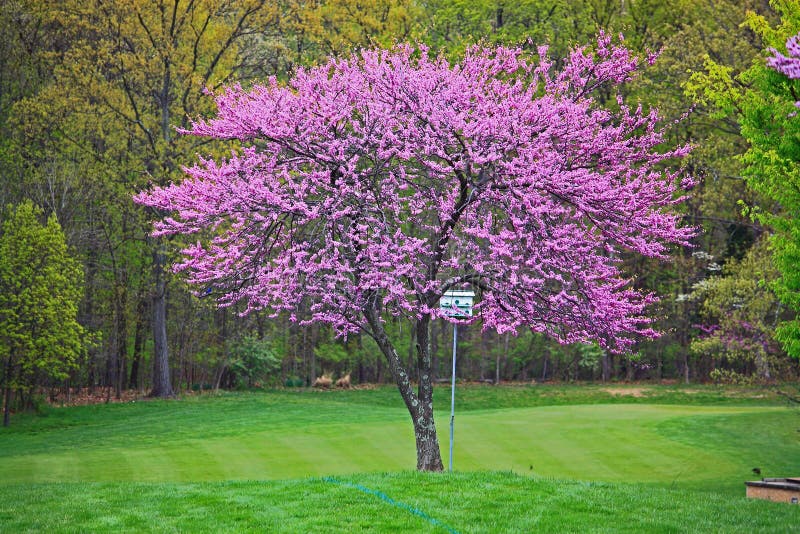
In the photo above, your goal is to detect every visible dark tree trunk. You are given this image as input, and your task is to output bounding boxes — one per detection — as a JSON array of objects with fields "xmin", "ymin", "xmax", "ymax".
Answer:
[
  {"xmin": 129, "ymin": 293, "xmax": 147, "ymax": 390},
  {"xmin": 364, "ymin": 305, "xmax": 443, "ymax": 471},
  {"xmin": 306, "ymin": 327, "xmax": 315, "ymax": 385},
  {"xmin": 149, "ymin": 244, "xmax": 174, "ymax": 398},
  {"xmin": 541, "ymin": 354, "xmax": 548, "ymax": 382},
  {"xmin": 357, "ymin": 334, "xmax": 365, "ymax": 384},
  {"xmin": 113, "ymin": 284, "xmax": 127, "ymax": 400},
  {"xmin": 656, "ymin": 350, "xmax": 663, "ymax": 380},
  {"xmin": 3, "ymin": 386, "xmax": 11, "ymax": 427},
  {"xmin": 601, "ymin": 352, "xmax": 611, "ymax": 382},
  {"xmin": 498, "ymin": 332, "xmax": 509, "ymax": 384}
]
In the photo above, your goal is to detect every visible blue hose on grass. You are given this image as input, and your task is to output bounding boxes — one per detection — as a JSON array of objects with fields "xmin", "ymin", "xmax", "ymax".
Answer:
[{"xmin": 322, "ymin": 476, "xmax": 459, "ymax": 534}]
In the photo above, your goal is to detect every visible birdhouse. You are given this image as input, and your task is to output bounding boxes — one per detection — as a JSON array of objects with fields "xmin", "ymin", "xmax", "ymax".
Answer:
[{"xmin": 439, "ymin": 290, "xmax": 475, "ymax": 317}]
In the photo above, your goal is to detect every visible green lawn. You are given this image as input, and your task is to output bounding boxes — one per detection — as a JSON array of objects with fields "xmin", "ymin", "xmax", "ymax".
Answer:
[
  {"xmin": 3, "ymin": 472, "xmax": 799, "ymax": 533},
  {"xmin": 1, "ymin": 384, "xmax": 799, "ymax": 531}
]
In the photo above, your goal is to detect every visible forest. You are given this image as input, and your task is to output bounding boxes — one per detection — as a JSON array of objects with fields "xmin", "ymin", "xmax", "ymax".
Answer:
[{"xmin": 2, "ymin": 0, "xmax": 800, "ymax": 414}]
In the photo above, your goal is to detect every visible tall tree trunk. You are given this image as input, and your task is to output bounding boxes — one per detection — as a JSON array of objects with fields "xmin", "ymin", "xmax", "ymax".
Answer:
[
  {"xmin": 129, "ymin": 292, "xmax": 147, "ymax": 390},
  {"xmin": 364, "ymin": 305, "xmax": 443, "ymax": 471},
  {"xmin": 113, "ymin": 284, "xmax": 127, "ymax": 399},
  {"xmin": 683, "ymin": 352, "xmax": 690, "ymax": 384},
  {"xmin": 3, "ymin": 356, "xmax": 11, "ymax": 426},
  {"xmin": 3, "ymin": 385, "xmax": 11, "ymax": 427},
  {"xmin": 656, "ymin": 349, "xmax": 663, "ymax": 380},
  {"xmin": 306, "ymin": 327, "xmax": 315, "ymax": 385},
  {"xmin": 2, "ymin": 357, "xmax": 11, "ymax": 427},
  {"xmin": 497, "ymin": 332, "xmax": 509, "ymax": 385},
  {"xmin": 357, "ymin": 334, "xmax": 365, "ymax": 384},
  {"xmin": 149, "ymin": 243, "xmax": 174, "ymax": 397},
  {"xmin": 541, "ymin": 354, "xmax": 548, "ymax": 382}
]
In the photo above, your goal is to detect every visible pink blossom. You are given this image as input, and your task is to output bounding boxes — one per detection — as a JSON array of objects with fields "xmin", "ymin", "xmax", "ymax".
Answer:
[
  {"xmin": 768, "ymin": 35, "xmax": 800, "ymax": 80},
  {"xmin": 135, "ymin": 38, "xmax": 695, "ymax": 353}
]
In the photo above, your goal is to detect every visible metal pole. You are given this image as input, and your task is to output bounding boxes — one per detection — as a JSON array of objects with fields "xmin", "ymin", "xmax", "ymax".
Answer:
[{"xmin": 449, "ymin": 323, "xmax": 457, "ymax": 472}]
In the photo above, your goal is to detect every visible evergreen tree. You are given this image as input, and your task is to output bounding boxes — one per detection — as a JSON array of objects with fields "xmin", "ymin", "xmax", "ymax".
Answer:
[{"xmin": 0, "ymin": 200, "xmax": 83, "ymax": 425}]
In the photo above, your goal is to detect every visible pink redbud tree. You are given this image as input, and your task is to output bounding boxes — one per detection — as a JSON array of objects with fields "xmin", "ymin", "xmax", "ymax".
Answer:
[
  {"xmin": 135, "ymin": 35, "xmax": 695, "ymax": 471},
  {"xmin": 768, "ymin": 34, "xmax": 800, "ymax": 81}
]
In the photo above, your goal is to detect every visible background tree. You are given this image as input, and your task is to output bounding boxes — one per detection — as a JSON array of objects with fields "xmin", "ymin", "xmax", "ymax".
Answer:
[
  {"xmin": 691, "ymin": 2, "xmax": 800, "ymax": 359},
  {"xmin": 136, "ymin": 38, "xmax": 695, "ymax": 469},
  {"xmin": 0, "ymin": 200, "xmax": 83, "ymax": 425},
  {"xmin": 743, "ymin": 16, "xmax": 800, "ymax": 357},
  {"xmin": 690, "ymin": 239, "xmax": 784, "ymax": 381},
  {"xmin": 276, "ymin": 0, "xmax": 420, "ymax": 68},
  {"xmin": 10, "ymin": 0, "xmax": 280, "ymax": 397}
]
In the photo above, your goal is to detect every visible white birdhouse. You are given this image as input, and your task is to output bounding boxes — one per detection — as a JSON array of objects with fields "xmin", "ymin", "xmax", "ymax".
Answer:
[{"xmin": 439, "ymin": 289, "xmax": 475, "ymax": 317}]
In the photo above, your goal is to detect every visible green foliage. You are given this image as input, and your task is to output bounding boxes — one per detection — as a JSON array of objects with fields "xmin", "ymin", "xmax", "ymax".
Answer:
[
  {"xmin": 314, "ymin": 341, "xmax": 350, "ymax": 364},
  {"xmin": 739, "ymin": 3, "xmax": 800, "ymax": 357},
  {"xmin": 284, "ymin": 376, "xmax": 305, "ymax": 387},
  {"xmin": 690, "ymin": 240, "xmax": 785, "ymax": 379},
  {"xmin": 684, "ymin": 1, "xmax": 800, "ymax": 362},
  {"xmin": 418, "ymin": 0, "xmax": 680, "ymax": 58},
  {"xmin": 709, "ymin": 367, "xmax": 757, "ymax": 385},
  {"xmin": 0, "ymin": 201, "xmax": 84, "ymax": 416},
  {"xmin": 576, "ymin": 342, "xmax": 604, "ymax": 371},
  {"xmin": 227, "ymin": 336, "xmax": 281, "ymax": 389},
  {"xmin": 278, "ymin": 0, "xmax": 420, "ymax": 67}
]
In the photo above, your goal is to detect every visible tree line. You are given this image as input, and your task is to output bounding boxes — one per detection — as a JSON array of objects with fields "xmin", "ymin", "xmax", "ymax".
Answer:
[{"xmin": 1, "ymin": 0, "xmax": 799, "ymax": 419}]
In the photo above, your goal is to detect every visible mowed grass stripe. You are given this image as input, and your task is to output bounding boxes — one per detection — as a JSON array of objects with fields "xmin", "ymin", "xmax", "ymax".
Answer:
[
  {"xmin": 0, "ymin": 393, "xmax": 408, "ymax": 457},
  {"xmin": 452, "ymin": 405, "xmax": 771, "ymax": 483},
  {"xmin": 1, "ymin": 472, "xmax": 798, "ymax": 533},
  {"xmin": 1, "ymin": 400, "xmax": 792, "ymax": 490},
  {"xmin": 2, "ymin": 419, "xmax": 417, "ymax": 482}
]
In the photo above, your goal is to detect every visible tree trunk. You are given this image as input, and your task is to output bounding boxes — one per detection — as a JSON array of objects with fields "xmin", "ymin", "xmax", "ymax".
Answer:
[
  {"xmin": 656, "ymin": 350, "xmax": 663, "ymax": 381},
  {"xmin": 113, "ymin": 284, "xmax": 127, "ymax": 400},
  {"xmin": 413, "ymin": 315, "xmax": 443, "ymax": 470},
  {"xmin": 364, "ymin": 305, "xmax": 443, "ymax": 471},
  {"xmin": 683, "ymin": 352, "xmax": 690, "ymax": 384},
  {"xmin": 149, "ymin": 243, "xmax": 174, "ymax": 398},
  {"xmin": 129, "ymin": 293, "xmax": 147, "ymax": 390},
  {"xmin": 541, "ymin": 348, "xmax": 548, "ymax": 382},
  {"xmin": 497, "ymin": 332, "xmax": 508, "ymax": 385},
  {"xmin": 306, "ymin": 327, "xmax": 316, "ymax": 385},
  {"xmin": 3, "ymin": 386, "xmax": 11, "ymax": 427},
  {"xmin": 601, "ymin": 352, "xmax": 610, "ymax": 382}
]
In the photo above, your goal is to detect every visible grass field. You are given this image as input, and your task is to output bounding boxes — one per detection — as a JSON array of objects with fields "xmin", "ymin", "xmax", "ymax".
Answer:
[{"xmin": 1, "ymin": 384, "xmax": 799, "ymax": 531}]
